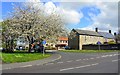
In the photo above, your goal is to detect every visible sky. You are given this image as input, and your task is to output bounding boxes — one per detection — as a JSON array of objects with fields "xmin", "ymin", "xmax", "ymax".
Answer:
[{"xmin": 1, "ymin": 0, "xmax": 119, "ymax": 34}]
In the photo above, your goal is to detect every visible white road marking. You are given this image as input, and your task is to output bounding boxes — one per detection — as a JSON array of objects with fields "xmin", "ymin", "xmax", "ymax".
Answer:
[
  {"xmin": 76, "ymin": 59, "xmax": 81, "ymax": 61},
  {"xmin": 91, "ymin": 63, "xmax": 99, "ymax": 66},
  {"xmin": 108, "ymin": 55, "xmax": 113, "ymax": 57},
  {"xmin": 67, "ymin": 60, "xmax": 73, "ymax": 62},
  {"xmin": 96, "ymin": 57, "xmax": 100, "ymax": 58},
  {"xmin": 90, "ymin": 58, "xmax": 94, "ymax": 59},
  {"xmin": 83, "ymin": 59, "xmax": 86, "ymax": 60},
  {"xmin": 75, "ymin": 65, "xmax": 91, "ymax": 69},
  {"xmin": 51, "ymin": 54, "xmax": 62, "ymax": 62},
  {"xmin": 101, "ymin": 55, "xmax": 107, "ymax": 58},
  {"xmin": 60, "ymin": 63, "xmax": 99, "ymax": 72},
  {"xmin": 113, "ymin": 54, "xmax": 117, "ymax": 56},
  {"xmin": 57, "ymin": 62, "xmax": 63, "ymax": 64},
  {"xmin": 60, "ymin": 68, "xmax": 74, "ymax": 71},
  {"xmin": 20, "ymin": 65, "xmax": 32, "ymax": 68},
  {"xmin": 112, "ymin": 59, "xmax": 120, "ymax": 62},
  {"xmin": 46, "ymin": 63, "xmax": 54, "ymax": 65}
]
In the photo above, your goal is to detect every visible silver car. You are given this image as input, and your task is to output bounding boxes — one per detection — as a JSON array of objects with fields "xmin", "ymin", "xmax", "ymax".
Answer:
[{"xmin": 16, "ymin": 36, "xmax": 29, "ymax": 50}]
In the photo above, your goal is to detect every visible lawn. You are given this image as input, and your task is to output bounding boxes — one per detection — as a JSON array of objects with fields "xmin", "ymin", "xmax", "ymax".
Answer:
[
  {"xmin": 60, "ymin": 50, "xmax": 119, "ymax": 53},
  {"xmin": 0, "ymin": 52, "xmax": 51, "ymax": 63}
]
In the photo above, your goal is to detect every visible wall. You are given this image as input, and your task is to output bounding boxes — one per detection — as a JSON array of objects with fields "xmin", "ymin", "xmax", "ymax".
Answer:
[
  {"xmin": 79, "ymin": 35, "xmax": 104, "ymax": 50},
  {"xmin": 82, "ymin": 44, "xmax": 120, "ymax": 50},
  {"xmin": 69, "ymin": 31, "xmax": 116, "ymax": 50},
  {"xmin": 57, "ymin": 40, "xmax": 68, "ymax": 46},
  {"xmin": 68, "ymin": 31, "xmax": 79, "ymax": 49}
]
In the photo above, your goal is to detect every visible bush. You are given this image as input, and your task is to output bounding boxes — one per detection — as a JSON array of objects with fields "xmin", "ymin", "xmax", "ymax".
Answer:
[
  {"xmin": 108, "ymin": 41, "xmax": 116, "ymax": 44},
  {"xmin": 45, "ymin": 46, "xmax": 56, "ymax": 50}
]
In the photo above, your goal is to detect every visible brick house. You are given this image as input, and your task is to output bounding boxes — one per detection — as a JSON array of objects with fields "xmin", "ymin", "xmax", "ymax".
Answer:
[{"xmin": 68, "ymin": 28, "xmax": 115, "ymax": 50}]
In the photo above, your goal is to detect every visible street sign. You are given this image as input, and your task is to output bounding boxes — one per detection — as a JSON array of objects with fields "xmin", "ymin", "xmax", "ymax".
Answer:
[
  {"xmin": 97, "ymin": 41, "xmax": 101, "ymax": 45},
  {"xmin": 42, "ymin": 40, "xmax": 46, "ymax": 45},
  {"xmin": 42, "ymin": 40, "xmax": 46, "ymax": 56},
  {"xmin": 97, "ymin": 41, "xmax": 101, "ymax": 50}
]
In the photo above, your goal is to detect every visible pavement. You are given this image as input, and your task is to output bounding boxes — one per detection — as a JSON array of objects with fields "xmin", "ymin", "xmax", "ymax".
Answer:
[
  {"xmin": 1, "ymin": 50, "xmax": 61, "ymax": 70},
  {"xmin": 2, "ymin": 51, "xmax": 120, "ymax": 73}
]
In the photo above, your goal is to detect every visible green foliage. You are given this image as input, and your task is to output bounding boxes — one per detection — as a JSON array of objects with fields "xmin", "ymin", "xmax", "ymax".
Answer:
[
  {"xmin": 108, "ymin": 41, "xmax": 116, "ymax": 44},
  {"xmin": 45, "ymin": 46, "xmax": 56, "ymax": 50},
  {"xmin": 60, "ymin": 50, "xmax": 118, "ymax": 53}
]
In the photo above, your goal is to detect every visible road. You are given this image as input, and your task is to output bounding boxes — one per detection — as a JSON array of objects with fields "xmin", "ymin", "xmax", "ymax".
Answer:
[{"xmin": 2, "ymin": 51, "xmax": 119, "ymax": 73}]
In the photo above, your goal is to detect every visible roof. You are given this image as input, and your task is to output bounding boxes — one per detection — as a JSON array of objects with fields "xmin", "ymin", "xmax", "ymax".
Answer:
[
  {"xmin": 73, "ymin": 29, "xmax": 101, "ymax": 37},
  {"xmin": 98, "ymin": 32, "xmax": 115, "ymax": 39},
  {"xmin": 58, "ymin": 37, "xmax": 68, "ymax": 41}
]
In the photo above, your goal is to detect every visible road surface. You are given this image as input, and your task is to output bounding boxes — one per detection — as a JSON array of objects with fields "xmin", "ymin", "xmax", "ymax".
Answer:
[{"xmin": 2, "ymin": 51, "xmax": 119, "ymax": 73}]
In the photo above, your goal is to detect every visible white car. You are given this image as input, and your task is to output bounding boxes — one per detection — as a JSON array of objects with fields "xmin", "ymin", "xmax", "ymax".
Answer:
[{"xmin": 16, "ymin": 36, "xmax": 29, "ymax": 50}]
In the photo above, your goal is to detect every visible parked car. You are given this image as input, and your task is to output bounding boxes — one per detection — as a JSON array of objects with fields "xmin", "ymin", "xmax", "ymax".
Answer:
[
  {"xmin": 16, "ymin": 36, "xmax": 29, "ymax": 50},
  {"xmin": 64, "ymin": 46, "xmax": 70, "ymax": 50}
]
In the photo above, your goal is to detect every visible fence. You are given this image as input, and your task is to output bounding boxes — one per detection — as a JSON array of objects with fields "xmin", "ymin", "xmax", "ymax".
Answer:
[{"xmin": 82, "ymin": 44, "xmax": 120, "ymax": 50}]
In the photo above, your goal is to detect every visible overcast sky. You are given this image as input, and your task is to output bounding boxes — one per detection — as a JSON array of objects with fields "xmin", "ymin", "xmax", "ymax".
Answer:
[{"xmin": 1, "ymin": 0, "xmax": 119, "ymax": 34}]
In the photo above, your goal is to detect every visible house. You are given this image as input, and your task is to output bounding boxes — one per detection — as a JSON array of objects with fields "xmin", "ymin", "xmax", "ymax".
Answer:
[
  {"xmin": 68, "ymin": 28, "xmax": 115, "ymax": 50},
  {"xmin": 97, "ymin": 29, "xmax": 115, "ymax": 43},
  {"xmin": 56, "ymin": 37, "xmax": 68, "ymax": 50}
]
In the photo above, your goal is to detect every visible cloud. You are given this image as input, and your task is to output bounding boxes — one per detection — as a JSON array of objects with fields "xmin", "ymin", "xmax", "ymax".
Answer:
[
  {"xmin": 25, "ymin": 1, "xmax": 83, "ymax": 25},
  {"xmin": 51, "ymin": 0, "xmax": 119, "ymax": 2},
  {"xmin": 43, "ymin": 1, "xmax": 119, "ymax": 33},
  {"xmin": 4, "ymin": 0, "xmax": 118, "ymax": 33},
  {"xmin": 56, "ymin": 0, "xmax": 118, "ymax": 33},
  {"xmin": 44, "ymin": 2, "xmax": 83, "ymax": 25},
  {"xmin": 61, "ymin": 9, "xmax": 83, "ymax": 24},
  {"xmin": 81, "ymin": 22, "xmax": 118, "ymax": 33},
  {"xmin": 82, "ymin": 2, "xmax": 118, "ymax": 33}
]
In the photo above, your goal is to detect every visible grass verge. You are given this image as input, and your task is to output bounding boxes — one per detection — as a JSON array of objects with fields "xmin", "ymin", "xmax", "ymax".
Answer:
[
  {"xmin": 0, "ymin": 52, "xmax": 51, "ymax": 64},
  {"xmin": 60, "ymin": 50, "xmax": 119, "ymax": 53}
]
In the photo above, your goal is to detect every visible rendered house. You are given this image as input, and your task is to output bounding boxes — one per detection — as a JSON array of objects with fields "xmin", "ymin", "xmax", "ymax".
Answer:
[
  {"xmin": 56, "ymin": 37, "xmax": 68, "ymax": 50},
  {"xmin": 44, "ymin": 37, "xmax": 68, "ymax": 50},
  {"xmin": 68, "ymin": 28, "xmax": 115, "ymax": 50}
]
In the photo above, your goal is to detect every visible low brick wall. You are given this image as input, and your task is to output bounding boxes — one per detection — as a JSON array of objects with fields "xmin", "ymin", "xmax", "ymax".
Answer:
[{"xmin": 82, "ymin": 44, "xmax": 120, "ymax": 50}]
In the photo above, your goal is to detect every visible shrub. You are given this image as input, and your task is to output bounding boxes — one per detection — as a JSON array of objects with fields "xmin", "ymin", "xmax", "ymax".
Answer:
[
  {"xmin": 45, "ymin": 46, "xmax": 56, "ymax": 50},
  {"xmin": 108, "ymin": 41, "xmax": 116, "ymax": 44}
]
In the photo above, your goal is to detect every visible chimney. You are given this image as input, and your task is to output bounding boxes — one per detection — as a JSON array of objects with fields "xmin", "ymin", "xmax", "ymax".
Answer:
[
  {"xmin": 114, "ymin": 32, "xmax": 117, "ymax": 36},
  {"xmin": 95, "ymin": 28, "xmax": 98, "ymax": 32},
  {"xmin": 109, "ymin": 30, "xmax": 111, "ymax": 34}
]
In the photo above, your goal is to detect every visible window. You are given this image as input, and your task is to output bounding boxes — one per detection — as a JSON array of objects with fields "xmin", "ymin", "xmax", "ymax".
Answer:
[
  {"xmin": 46, "ymin": 44, "xmax": 48, "ymax": 46},
  {"xmin": 51, "ymin": 44, "xmax": 53, "ymax": 46},
  {"xmin": 66, "ymin": 41, "xmax": 67, "ymax": 43},
  {"xmin": 60, "ymin": 40, "xmax": 62, "ymax": 43}
]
